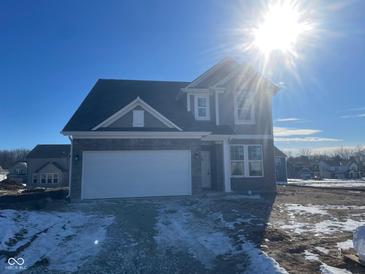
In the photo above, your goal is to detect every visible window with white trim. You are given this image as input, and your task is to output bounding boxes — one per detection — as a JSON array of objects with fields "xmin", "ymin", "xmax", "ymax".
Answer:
[
  {"xmin": 234, "ymin": 93, "xmax": 255, "ymax": 124},
  {"xmin": 132, "ymin": 110, "xmax": 144, "ymax": 127},
  {"xmin": 40, "ymin": 173, "xmax": 60, "ymax": 184},
  {"xmin": 230, "ymin": 145, "xmax": 263, "ymax": 177},
  {"xmin": 194, "ymin": 95, "xmax": 210, "ymax": 120},
  {"xmin": 32, "ymin": 174, "xmax": 38, "ymax": 184}
]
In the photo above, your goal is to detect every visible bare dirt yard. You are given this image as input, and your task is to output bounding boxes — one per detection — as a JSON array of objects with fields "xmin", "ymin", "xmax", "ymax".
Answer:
[
  {"xmin": 0, "ymin": 186, "xmax": 364, "ymax": 273},
  {"xmin": 265, "ymin": 185, "xmax": 365, "ymax": 274}
]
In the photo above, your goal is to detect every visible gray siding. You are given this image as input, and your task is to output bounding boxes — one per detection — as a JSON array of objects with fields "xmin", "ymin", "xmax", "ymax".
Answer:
[
  {"xmin": 70, "ymin": 138, "xmax": 203, "ymax": 200},
  {"xmin": 27, "ymin": 158, "xmax": 69, "ymax": 188},
  {"xmin": 219, "ymin": 90, "xmax": 273, "ymax": 135}
]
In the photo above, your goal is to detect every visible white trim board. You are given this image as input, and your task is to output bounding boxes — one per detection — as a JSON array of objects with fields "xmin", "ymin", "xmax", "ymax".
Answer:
[
  {"xmin": 61, "ymin": 131, "xmax": 212, "ymax": 139},
  {"xmin": 184, "ymin": 57, "xmax": 236, "ymax": 90},
  {"xmin": 92, "ymin": 97, "xmax": 182, "ymax": 131}
]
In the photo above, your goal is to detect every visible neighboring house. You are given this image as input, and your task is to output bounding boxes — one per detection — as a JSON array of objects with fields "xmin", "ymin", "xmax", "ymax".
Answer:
[
  {"xmin": 319, "ymin": 159, "xmax": 361, "ymax": 179},
  {"xmin": 287, "ymin": 157, "xmax": 320, "ymax": 179},
  {"xmin": 7, "ymin": 161, "xmax": 28, "ymax": 183},
  {"xmin": 0, "ymin": 166, "xmax": 9, "ymax": 182},
  {"xmin": 62, "ymin": 58, "xmax": 279, "ymax": 200},
  {"xmin": 346, "ymin": 160, "xmax": 361, "ymax": 179},
  {"xmin": 274, "ymin": 147, "xmax": 287, "ymax": 183},
  {"xmin": 27, "ymin": 144, "xmax": 70, "ymax": 188}
]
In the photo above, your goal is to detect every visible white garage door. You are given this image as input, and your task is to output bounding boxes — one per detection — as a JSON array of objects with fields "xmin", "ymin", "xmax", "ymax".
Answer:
[{"xmin": 81, "ymin": 150, "xmax": 191, "ymax": 199}]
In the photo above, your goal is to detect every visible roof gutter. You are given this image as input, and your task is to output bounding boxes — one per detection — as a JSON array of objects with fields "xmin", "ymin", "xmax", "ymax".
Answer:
[{"xmin": 61, "ymin": 131, "xmax": 212, "ymax": 139}]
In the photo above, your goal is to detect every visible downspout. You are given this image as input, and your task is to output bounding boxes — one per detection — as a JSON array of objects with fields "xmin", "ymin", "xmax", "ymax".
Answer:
[{"xmin": 67, "ymin": 136, "xmax": 73, "ymax": 199}]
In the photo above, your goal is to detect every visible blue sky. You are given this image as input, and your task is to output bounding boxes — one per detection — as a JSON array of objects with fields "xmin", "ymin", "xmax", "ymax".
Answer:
[{"xmin": 0, "ymin": 0, "xmax": 364, "ymax": 153}]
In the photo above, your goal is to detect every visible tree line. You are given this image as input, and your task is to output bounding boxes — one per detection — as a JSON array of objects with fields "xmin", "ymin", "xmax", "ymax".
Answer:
[{"xmin": 0, "ymin": 149, "xmax": 30, "ymax": 169}]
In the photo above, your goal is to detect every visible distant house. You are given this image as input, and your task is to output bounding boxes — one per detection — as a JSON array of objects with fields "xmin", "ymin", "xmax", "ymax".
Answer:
[
  {"xmin": 7, "ymin": 161, "xmax": 28, "ymax": 183},
  {"xmin": 274, "ymin": 147, "xmax": 287, "ymax": 183},
  {"xmin": 0, "ymin": 166, "xmax": 9, "ymax": 182},
  {"xmin": 27, "ymin": 144, "xmax": 70, "ymax": 188},
  {"xmin": 287, "ymin": 157, "xmax": 320, "ymax": 179},
  {"xmin": 319, "ymin": 159, "xmax": 361, "ymax": 179}
]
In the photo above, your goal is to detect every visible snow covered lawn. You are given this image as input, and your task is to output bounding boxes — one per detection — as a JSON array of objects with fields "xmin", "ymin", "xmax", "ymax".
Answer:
[
  {"xmin": 288, "ymin": 178, "xmax": 365, "ymax": 188},
  {"xmin": 1, "ymin": 186, "xmax": 364, "ymax": 273},
  {"xmin": 0, "ymin": 210, "xmax": 114, "ymax": 273}
]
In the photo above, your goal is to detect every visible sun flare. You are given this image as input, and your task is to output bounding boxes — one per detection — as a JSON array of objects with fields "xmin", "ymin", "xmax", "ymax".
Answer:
[{"xmin": 253, "ymin": 1, "xmax": 312, "ymax": 55}]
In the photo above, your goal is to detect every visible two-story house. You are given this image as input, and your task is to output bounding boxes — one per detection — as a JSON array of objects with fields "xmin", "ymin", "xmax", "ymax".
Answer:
[{"xmin": 62, "ymin": 58, "xmax": 279, "ymax": 200}]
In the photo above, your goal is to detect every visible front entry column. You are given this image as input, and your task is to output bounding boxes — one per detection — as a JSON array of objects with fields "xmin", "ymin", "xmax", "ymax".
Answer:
[{"xmin": 223, "ymin": 139, "xmax": 231, "ymax": 192}]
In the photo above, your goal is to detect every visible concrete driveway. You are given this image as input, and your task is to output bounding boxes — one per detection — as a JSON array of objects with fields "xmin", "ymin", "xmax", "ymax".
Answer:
[{"xmin": 0, "ymin": 193, "xmax": 284, "ymax": 274}]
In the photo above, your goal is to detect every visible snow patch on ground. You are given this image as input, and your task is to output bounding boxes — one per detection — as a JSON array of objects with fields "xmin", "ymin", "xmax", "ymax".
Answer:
[
  {"xmin": 336, "ymin": 240, "xmax": 353, "ymax": 250},
  {"xmin": 285, "ymin": 204, "xmax": 328, "ymax": 215},
  {"xmin": 0, "ymin": 209, "xmax": 114, "ymax": 273},
  {"xmin": 304, "ymin": 250, "xmax": 319, "ymax": 262},
  {"xmin": 279, "ymin": 204, "xmax": 365, "ymax": 235},
  {"xmin": 315, "ymin": 247, "xmax": 330, "ymax": 254},
  {"xmin": 281, "ymin": 218, "xmax": 365, "ymax": 235},
  {"xmin": 320, "ymin": 263, "xmax": 352, "ymax": 274},
  {"xmin": 154, "ymin": 203, "xmax": 287, "ymax": 273},
  {"xmin": 288, "ymin": 179, "xmax": 365, "ymax": 188}
]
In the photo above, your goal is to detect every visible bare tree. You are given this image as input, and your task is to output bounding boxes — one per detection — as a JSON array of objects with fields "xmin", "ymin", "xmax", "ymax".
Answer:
[{"xmin": 0, "ymin": 149, "xmax": 30, "ymax": 169}]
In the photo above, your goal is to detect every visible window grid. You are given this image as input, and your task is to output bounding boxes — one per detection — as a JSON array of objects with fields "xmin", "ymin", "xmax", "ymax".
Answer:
[{"xmin": 230, "ymin": 145, "xmax": 264, "ymax": 178}]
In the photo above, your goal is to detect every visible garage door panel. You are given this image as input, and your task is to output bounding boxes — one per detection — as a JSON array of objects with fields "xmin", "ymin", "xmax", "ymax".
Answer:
[{"xmin": 81, "ymin": 150, "xmax": 191, "ymax": 199}]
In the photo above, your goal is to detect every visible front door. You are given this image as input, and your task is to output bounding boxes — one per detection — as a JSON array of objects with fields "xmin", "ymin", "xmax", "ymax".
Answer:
[{"xmin": 201, "ymin": 151, "xmax": 212, "ymax": 189}]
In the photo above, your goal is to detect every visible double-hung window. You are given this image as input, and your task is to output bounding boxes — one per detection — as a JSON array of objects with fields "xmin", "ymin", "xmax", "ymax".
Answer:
[
  {"xmin": 230, "ymin": 145, "xmax": 263, "ymax": 177},
  {"xmin": 194, "ymin": 95, "xmax": 210, "ymax": 120},
  {"xmin": 234, "ymin": 93, "xmax": 255, "ymax": 124}
]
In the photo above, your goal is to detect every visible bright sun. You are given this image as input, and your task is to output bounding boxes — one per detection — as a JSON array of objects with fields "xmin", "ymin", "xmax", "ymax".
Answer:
[{"xmin": 253, "ymin": 1, "xmax": 312, "ymax": 55}]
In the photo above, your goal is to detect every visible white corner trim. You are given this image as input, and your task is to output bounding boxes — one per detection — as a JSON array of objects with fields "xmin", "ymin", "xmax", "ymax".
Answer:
[
  {"xmin": 187, "ymin": 94, "xmax": 191, "ymax": 112},
  {"xmin": 92, "ymin": 97, "xmax": 182, "ymax": 131},
  {"xmin": 215, "ymin": 92, "xmax": 219, "ymax": 125},
  {"xmin": 61, "ymin": 131, "xmax": 212, "ymax": 139},
  {"xmin": 223, "ymin": 139, "xmax": 232, "ymax": 192},
  {"xmin": 67, "ymin": 136, "xmax": 73, "ymax": 198},
  {"xmin": 184, "ymin": 58, "xmax": 232, "ymax": 89}
]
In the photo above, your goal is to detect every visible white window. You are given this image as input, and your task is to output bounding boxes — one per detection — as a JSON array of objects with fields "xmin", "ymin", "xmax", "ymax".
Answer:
[
  {"xmin": 234, "ymin": 93, "xmax": 255, "ymax": 124},
  {"xmin": 40, "ymin": 173, "xmax": 60, "ymax": 184},
  {"xmin": 53, "ymin": 173, "xmax": 59, "ymax": 184},
  {"xmin": 41, "ymin": 174, "xmax": 47, "ymax": 184},
  {"xmin": 32, "ymin": 174, "xmax": 38, "ymax": 184},
  {"xmin": 194, "ymin": 95, "xmax": 210, "ymax": 120},
  {"xmin": 230, "ymin": 145, "xmax": 263, "ymax": 177},
  {"xmin": 132, "ymin": 110, "xmax": 144, "ymax": 127}
]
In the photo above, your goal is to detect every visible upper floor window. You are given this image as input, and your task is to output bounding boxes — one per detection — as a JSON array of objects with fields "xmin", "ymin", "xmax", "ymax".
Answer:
[
  {"xmin": 132, "ymin": 110, "xmax": 144, "ymax": 127},
  {"xmin": 194, "ymin": 95, "xmax": 210, "ymax": 120},
  {"xmin": 234, "ymin": 93, "xmax": 255, "ymax": 124}
]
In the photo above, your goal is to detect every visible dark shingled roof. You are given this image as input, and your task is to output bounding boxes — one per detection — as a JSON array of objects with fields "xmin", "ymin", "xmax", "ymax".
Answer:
[
  {"xmin": 35, "ymin": 161, "xmax": 67, "ymax": 173},
  {"xmin": 27, "ymin": 145, "xmax": 70, "ymax": 159},
  {"xmin": 274, "ymin": 146, "xmax": 287, "ymax": 158},
  {"xmin": 62, "ymin": 60, "xmax": 278, "ymax": 133},
  {"xmin": 62, "ymin": 79, "xmax": 229, "ymax": 133}
]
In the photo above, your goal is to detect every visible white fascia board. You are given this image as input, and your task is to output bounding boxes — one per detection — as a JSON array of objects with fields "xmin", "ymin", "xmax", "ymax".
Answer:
[
  {"xmin": 92, "ymin": 97, "xmax": 182, "ymax": 131},
  {"xmin": 202, "ymin": 134, "xmax": 273, "ymax": 141},
  {"xmin": 184, "ymin": 58, "xmax": 233, "ymax": 89},
  {"xmin": 61, "ymin": 131, "xmax": 212, "ymax": 139},
  {"xmin": 181, "ymin": 87, "xmax": 225, "ymax": 93}
]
